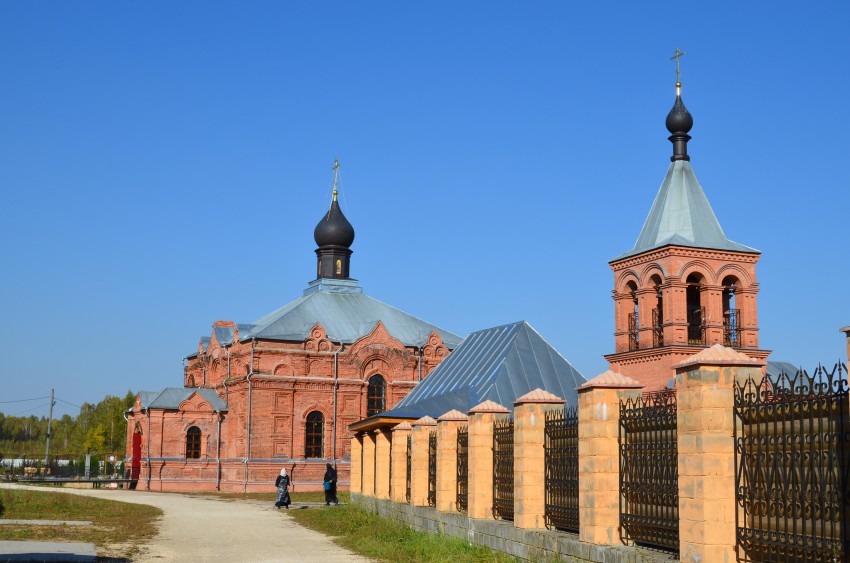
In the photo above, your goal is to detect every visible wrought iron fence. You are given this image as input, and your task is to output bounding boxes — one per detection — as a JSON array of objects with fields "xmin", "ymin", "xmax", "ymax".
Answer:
[
  {"xmin": 620, "ymin": 389, "xmax": 679, "ymax": 552},
  {"xmin": 724, "ymin": 308, "xmax": 741, "ymax": 348},
  {"xmin": 628, "ymin": 312, "xmax": 639, "ymax": 350},
  {"xmin": 544, "ymin": 405, "xmax": 579, "ymax": 532},
  {"xmin": 735, "ymin": 363, "xmax": 849, "ymax": 563},
  {"xmin": 427, "ymin": 429, "xmax": 437, "ymax": 508},
  {"xmin": 687, "ymin": 305, "xmax": 706, "ymax": 344},
  {"xmin": 405, "ymin": 434, "xmax": 411, "ymax": 503},
  {"xmin": 493, "ymin": 418, "xmax": 514, "ymax": 520},
  {"xmin": 457, "ymin": 425, "xmax": 468, "ymax": 513},
  {"xmin": 652, "ymin": 307, "xmax": 664, "ymax": 347}
]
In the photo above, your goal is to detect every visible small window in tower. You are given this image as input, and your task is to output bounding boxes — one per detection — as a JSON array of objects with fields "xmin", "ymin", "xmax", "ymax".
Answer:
[
  {"xmin": 335, "ymin": 259, "xmax": 342, "ymax": 275},
  {"xmin": 305, "ymin": 411, "xmax": 324, "ymax": 458},
  {"xmin": 186, "ymin": 426, "xmax": 201, "ymax": 459},
  {"xmin": 367, "ymin": 375, "xmax": 386, "ymax": 416}
]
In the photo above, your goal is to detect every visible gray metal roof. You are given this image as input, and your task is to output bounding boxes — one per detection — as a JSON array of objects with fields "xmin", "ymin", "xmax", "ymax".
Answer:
[
  {"xmin": 382, "ymin": 321, "xmax": 587, "ymax": 419},
  {"xmin": 138, "ymin": 388, "xmax": 227, "ymax": 412},
  {"xmin": 235, "ymin": 279, "xmax": 463, "ymax": 348},
  {"xmin": 614, "ymin": 160, "xmax": 759, "ymax": 261}
]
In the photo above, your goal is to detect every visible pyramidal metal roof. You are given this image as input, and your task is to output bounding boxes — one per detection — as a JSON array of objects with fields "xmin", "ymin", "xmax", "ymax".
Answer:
[
  {"xmin": 382, "ymin": 321, "xmax": 587, "ymax": 419},
  {"xmin": 614, "ymin": 160, "xmax": 759, "ymax": 261},
  {"xmin": 234, "ymin": 279, "xmax": 463, "ymax": 348}
]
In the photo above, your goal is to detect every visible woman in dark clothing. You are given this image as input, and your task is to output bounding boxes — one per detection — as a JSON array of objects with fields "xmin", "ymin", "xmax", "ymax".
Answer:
[
  {"xmin": 323, "ymin": 463, "xmax": 338, "ymax": 505},
  {"xmin": 275, "ymin": 468, "xmax": 291, "ymax": 509}
]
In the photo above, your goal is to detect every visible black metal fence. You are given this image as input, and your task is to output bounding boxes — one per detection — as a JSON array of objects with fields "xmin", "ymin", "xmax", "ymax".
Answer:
[
  {"xmin": 734, "ymin": 363, "xmax": 849, "ymax": 563},
  {"xmin": 687, "ymin": 305, "xmax": 706, "ymax": 344},
  {"xmin": 628, "ymin": 312, "xmax": 639, "ymax": 350},
  {"xmin": 405, "ymin": 434, "xmax": 412, "ymax": 503},
  {"xmin": 457, "ymin": 425, "xmax": 468, "ymax": 513},
  {"xmin": 724, "ymin": 309, "xmax": 741, "ymax": 348},
  {"xmin": 544, "ymin": 405, "xmax": 580, "ymax": 532},
  {"xmin": 652, "ymin": 307, "xmax": 664, "ymax": 347},
  {"xmin": 427, "ymin": 429, "xmax": 437, "ymax": 508},
  {"xmin": 493, "ymin": 418, "xmax": 514, "ymax": 520},
  {"xmin": 620, "ymin": 390, "xmax": 679, "ymax": 552}
]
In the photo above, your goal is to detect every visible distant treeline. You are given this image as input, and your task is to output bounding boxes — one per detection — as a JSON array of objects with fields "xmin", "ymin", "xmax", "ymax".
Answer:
[{"xmin": 0, "ymin": 392, "xmax": 136, "ymax": 461}]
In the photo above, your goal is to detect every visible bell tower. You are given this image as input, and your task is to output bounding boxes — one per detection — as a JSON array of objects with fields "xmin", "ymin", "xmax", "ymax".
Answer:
[{"xmin": 604, "ymin": 57, "xmax": 770, "ymax": 390}]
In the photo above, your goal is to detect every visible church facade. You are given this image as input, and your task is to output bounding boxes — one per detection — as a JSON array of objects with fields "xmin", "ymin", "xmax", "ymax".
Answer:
[{"xmin": 124, "ymin": 170, "xmax": 461, "ymax": 491}]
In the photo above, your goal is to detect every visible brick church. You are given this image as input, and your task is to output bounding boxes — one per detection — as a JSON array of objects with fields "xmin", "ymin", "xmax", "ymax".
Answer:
[{"xmin": 124, "ymin": 166, "xmax": 461, "ymax": 491}]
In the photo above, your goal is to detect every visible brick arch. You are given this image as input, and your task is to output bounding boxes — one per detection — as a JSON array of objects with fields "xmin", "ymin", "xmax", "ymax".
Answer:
[
  {"xmin": 639, "ymin": 264, "xmax": 667, "ymax": 288},
  {"xmin": 360, "ymin": 356, "xmax": 392, "ymax": 381},
  {"xmin": 677, "ymin": 260, "xmax": 717, "ymax": 285},
  {"xmin": 273, "ymin": 362, "xmax": 294, "ymax": 376},
  {"xmin": 615, "ymin": 269, "xmax": 641, "ymax": 294},
  {"xmin": 715, "ymin": 264, "xmax": 752, "ymax": 288}
]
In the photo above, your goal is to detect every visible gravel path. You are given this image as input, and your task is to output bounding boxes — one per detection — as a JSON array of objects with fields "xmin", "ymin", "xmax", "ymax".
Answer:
[{"xmin": 1, "ymin": 484, "xmax": 370, "ymax": 562}]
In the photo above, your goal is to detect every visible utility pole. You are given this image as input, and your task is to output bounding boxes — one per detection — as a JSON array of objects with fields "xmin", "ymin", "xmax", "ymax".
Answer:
[{"xmin": 44, "ymin": 388, "xmax": 55, "ymax": 477}]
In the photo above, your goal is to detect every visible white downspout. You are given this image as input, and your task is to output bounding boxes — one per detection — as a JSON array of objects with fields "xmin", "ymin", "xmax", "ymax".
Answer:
[
  {"xmin": 243, "ymin": 338, "xmax": 255, "ymax": 492},
  {"xmin": 216, "ymin": 411, "xmax": 222, "ymax": 490},
  {"xmin": 417, "ymin": 346, "xmax": 423, "ymax": 382},
  {"xmin": 145, "ymin": 408, "xmax": 151, "ymax": 489}
]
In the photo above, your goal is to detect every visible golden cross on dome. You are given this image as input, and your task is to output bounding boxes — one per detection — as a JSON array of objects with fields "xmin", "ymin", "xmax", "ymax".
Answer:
[
  {"xmin": 332, "ymin": 158, "xmax": 340, "ymax": 201},
  {"xmin": 670, "ymin": 48, "xmax": 685, "ymax": 94}
]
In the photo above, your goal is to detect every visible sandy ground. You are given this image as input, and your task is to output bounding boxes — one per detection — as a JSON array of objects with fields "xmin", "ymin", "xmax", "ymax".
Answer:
[{"xmin": 1, "ymin": 483, "xmax": 371, "ymax": 562}]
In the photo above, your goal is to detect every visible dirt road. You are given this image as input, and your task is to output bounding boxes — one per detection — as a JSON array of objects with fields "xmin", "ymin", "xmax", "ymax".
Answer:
[{"xmin": 2, "ymin": 484, "xmax": 369, "ymax": 562}]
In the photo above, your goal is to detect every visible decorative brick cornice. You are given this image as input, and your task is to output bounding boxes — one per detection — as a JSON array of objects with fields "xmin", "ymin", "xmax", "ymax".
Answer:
[
  {"xmin": 437, "ymin": 409, "xmax": 468, "ymax": 421},
  {"xmin": 578, "ymin": 370, "xmax": 643, "ymax": 391},
  {"xmin": 513, "ymin": 388, "xmax": 565, "ymax": 405},
  {"xmin": 610, "ymin": 245, "xmax": 760, "ymax": 270},
  {"xmin": 467, "ymin": 400, "xmax": 510, "ymax": 415}
]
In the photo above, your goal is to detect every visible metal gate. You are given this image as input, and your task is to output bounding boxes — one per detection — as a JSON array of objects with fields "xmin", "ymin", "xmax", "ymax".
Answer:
[
  {"xmin": 735, "ymin": 364, "xmax": 849, "ymax": 562},
  {"xmin": 620, "ymin": 390, "xmax": 679, "ymax": 552},
  {"xmin": 427, "ymin": 430, "xmax": 437, "ymax": 507},
  {"xmin": 493, "ymin": 418, "xmax": 514, "ymax": 520},
  {"xmin": 545, "ymin": 405, "xmax": 579, "ymax": 532},
  {"xmin": 405, "ymin": 434, "xmax": 411, "ymax": 503},
  {"xmin": 457, "ymin": 425, "xmax": 468, "ymax": 513}
]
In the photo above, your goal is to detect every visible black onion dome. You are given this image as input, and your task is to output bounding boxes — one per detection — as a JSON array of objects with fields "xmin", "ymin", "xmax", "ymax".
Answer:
[
  {"xmin": 665, "ymin": 95, "xmax": 694, "ymax": 134},
  {"xmin": 314, "ymin": 199, "xmax": 355, "ymax": 247}
]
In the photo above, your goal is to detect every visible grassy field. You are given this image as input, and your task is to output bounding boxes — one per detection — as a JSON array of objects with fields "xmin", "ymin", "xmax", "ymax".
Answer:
[
  {"xmin": 291, "ymin": 504, "xmax": 516, "ymax": 563},
  {"xmin": 0, "ymin": 488, "xmax": 160, "ymax": 560}
]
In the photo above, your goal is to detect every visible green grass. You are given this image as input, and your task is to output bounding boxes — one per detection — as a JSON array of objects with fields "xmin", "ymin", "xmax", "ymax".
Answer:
[
  {"xmin": 291, "ymin": 504, "xmax": 517, "ymax": 563},
  {"xmin": 0, "ymin": 489, "xmax": 161, "ymax": 560}
]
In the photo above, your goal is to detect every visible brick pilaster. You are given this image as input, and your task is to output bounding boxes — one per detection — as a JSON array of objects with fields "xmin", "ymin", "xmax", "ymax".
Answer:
[
  {"xmin": 362, "ymin": 431, "xmax": 376, "ymax": 496},
  {"xmin": 350, "ymin": 434, "xmax": 363, "ymax": 494},
  {"xmin": 374, "ymin": 429, "xmax": 391, "ymax": 499},
  {"xmin": 390, "ymin": 422, "xmax": 412, "ymax": 502},
  {"xmin": 436, "ymin": 409, "xmax": 467, "ymax": 513},
  {"xmin": 410, "ymin": 416, "xmax": 436, "ymax": 507},
  {"xmin": 466, "ymin": 400, "xmax": 510, "ymax": 519}
]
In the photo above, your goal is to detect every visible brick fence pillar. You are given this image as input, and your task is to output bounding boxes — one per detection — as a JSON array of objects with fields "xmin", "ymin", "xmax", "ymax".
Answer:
[
  {"xmin": 350, "ymin": 433, "xmax": 363, "ymax": 494},
  {"xmin": 675, "ymin": 344, "xmax": 764, "ymax": 563},
  {"xmin": 390, "ymin": 421, "xmax": 412, "ymax": 502},
  {"xmin": 841, "ymin": 325, "xmax": 850, "ymax": 364},
  {"xmin": 362, "ymin": 431, "xmax": 376, "ymax": 496},
  {"xmin": 466, "ymin": 400, "xmax": 510, "ymax": 519},
  {"xmin": 577, "ymin": 370, "xmax": 643, "ymax": 545},
  {"xmin": 436, "ymin": 409, "xmax": 467, "ymax": 513},
  {"xmin": 513, "ymin": 389, "xmax": 566, "ymax": 529},
  {"xmin": 375, "ymin": 428, "xmax": 391, "ymax": 499},
  {"xmin": 410, "ymin": 416, "xmax": 436, "ymax": 507}
]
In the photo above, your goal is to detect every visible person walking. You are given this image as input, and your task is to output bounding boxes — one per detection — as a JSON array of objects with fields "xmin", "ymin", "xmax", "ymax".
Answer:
[
  {"xmin": 274, "ymin": 467, "xmax": 291, "ymax": 509},
  {"xmin": 323, "ymin": 463, "xmax": 338, "ymax": 506}
]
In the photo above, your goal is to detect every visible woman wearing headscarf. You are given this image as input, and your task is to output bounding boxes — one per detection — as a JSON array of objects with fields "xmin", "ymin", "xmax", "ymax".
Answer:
[
  {"xmin": 323, "ymin": 463, "xmax": 338, "ymax": 506},
  {"xmin": 274, "ymin": 467, "xmax": 291, "ymax": 509}
]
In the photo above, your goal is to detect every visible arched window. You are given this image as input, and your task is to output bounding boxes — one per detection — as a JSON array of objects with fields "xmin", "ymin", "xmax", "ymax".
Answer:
[
  {"xmin": 722, "ymin": 275, "xmax": 741, "ymax": 347},
  {"xmin": 186, "ymin": 427, "xmax": 201, "ymax": 459},
  {"xmin": 305, "ymin": 411, "xmax": 324, "ymax": 458},
  {"xmin": 686, "ymin": 273, "xmax": 705, "ymax": 344},
  {"xmin": 367, "ymin": 375, "xmax": 386, "ymax": 417},
  {"xmin": 626, "ymin": 281, "xmax": 639, "ymax": 350}
]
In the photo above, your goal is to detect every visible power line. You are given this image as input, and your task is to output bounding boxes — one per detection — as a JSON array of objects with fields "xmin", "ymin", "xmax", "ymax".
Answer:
[
  {"xmin": 0, "ymin": 396, "xmax": 49, "ymax": 404},
  {"xmin": 55, "ymin": 398, "xmax": 83, "ymax": 409},
  {"xmin": 9, "ymin": 403, "xmax": 51, "ymax": 417}
]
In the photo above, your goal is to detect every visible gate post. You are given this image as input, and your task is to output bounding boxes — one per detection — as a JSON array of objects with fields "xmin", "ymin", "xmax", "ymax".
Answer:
[
  {"xmin": 577, "ymin": 370, "xmax": 643, "ymax": 545},
  {"xmin": 436, "ymin": 409, "xmax": 467, "ymax": 513},
  {"xmin": 375, "ymin": 429, "xmax": 391, "ymax": 499},
  {"xmin": 362, "ymin": 431, "xmax": 376, "ymax": 496},
  {"xmin": 390, "ymin": 422, "xmax": 411, "ymax": 502},
  {"xmin": 410, "ymin": 416, "xmax": 436, "ymax": 506},
  {"xmin": 466, "ymin": 400, "xmax": 510, "ymax": 519},
  {"xmin": 350, "ymin": 433, "xmax": 363, "ymax": 494},
  {"xmin": 514, "ymin": 389, "xmax": 566, "ymax": 529},
  {"xmin": 675, "ymin": 344, "xmax": 763, "ymax": 563}
]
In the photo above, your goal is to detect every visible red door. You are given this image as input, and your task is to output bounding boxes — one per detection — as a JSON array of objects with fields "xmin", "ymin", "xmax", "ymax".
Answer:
[{"xmin": 131, "ymin": 431, "xmax": 142, "ymax": 481}]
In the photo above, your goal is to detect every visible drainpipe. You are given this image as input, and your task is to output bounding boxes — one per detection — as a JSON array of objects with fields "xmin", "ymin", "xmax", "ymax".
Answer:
[
  {"xmin": 202, "ymin": 365, "xmax": 206, "ymax": 387},
  {"xmin": 216, "ymin": 411, "xmax": 222, "ymax": 490},
  {"xmin": 332, "ymin": 342, "xmax": 344, "ymax": 463},
  {"xmin": 145, "ymin": 408, "xmax": 151, "ymax": 489},
  {"xmin": 243, "ymin": 338, "xmax": 255, "ymax": 492},
  {"xmin": 417, "ymin": 346, "xmax": 423, "ymax": 382}
]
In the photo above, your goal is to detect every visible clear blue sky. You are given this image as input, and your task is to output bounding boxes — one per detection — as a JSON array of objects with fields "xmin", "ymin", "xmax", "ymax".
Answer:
[{"xmin": 2, "ymin": 2, "xmax": 848, "ymax": 419}]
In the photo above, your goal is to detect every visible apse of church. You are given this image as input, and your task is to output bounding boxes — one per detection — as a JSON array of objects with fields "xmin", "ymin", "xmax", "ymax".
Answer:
[
  {"xmin": 604, "ymin": 66, "xmax": 769, "ymax": 390},
  {"xmin": 125, "ymin": 162, "xmax": 461, "ymax": 492}
]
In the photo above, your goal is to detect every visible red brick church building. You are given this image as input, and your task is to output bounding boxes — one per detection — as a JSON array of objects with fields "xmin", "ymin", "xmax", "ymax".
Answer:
[{"xmin": 124, "ymin": 170, "xmax": 461, "ymax": 491}]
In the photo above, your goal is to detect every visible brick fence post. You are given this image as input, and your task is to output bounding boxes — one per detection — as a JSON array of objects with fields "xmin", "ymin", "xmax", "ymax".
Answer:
[
  {"xmin": 410, "ymin": 416, "xmax": 436, "ymax": 507},
  {"xmin": 675, "ymin": 344, "xmax": 764, "ymax": 563},
  {"xmin": 466, "ymin": 400, "xmax": 510, "ymax": 519},
  {"xmin": 390, "ymin": 422, "xmax": 412, "ymax": 502},
  {"xmin": 513, "ymin": 389, "xmax": 566, "ymax": 529},
  {"xmin": 375, "ymin": 428, "xmax": 391, "ymax": 499},
  {"xmin": 350, "ymin": 433, "xmax": 363, "ymax": 494},
  {"xmin": 841, "ymin": 325, "xmax": 850, "ymax": 364},
  {"xmin": 577, "ymin": 370, "xmax": 643, "ymax": 545},
  {"xmin": 436, "ymin": 409, "xmax": 467, "ymax": 513},
  {"xmin": 362, "ymin": 431, "xmax": 376, "ymax": 496}
]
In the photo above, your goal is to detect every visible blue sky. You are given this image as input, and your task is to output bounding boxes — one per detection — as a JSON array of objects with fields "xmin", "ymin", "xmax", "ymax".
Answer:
[{"xmin": 2, "ymin": 2, "xmax": 848, "ymax": 419}]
